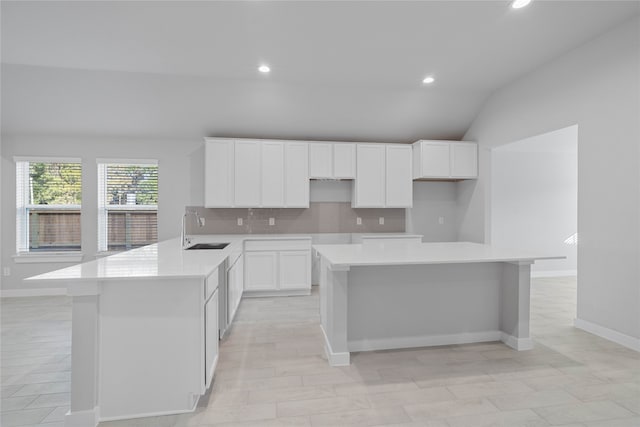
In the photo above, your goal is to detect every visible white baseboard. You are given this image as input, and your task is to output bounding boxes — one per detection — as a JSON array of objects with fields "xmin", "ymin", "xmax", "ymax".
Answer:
[
  {"xmin": 501, "ymin": 333, "xmax": 534, "ymax": 351},
  {"xmin": 243, "ymin": 289, "xmax": 311, "ymax": 298},
  {"xmin": 98, "ymin": 406, "xmax": 196, "ymax": 423},
  {"xmin": 320, "ymin": 325, "xmax": 350, "ymax": 366},
  {"xmin": 348, "ymin": 331, "xmax": 503, "ymax": 353},
  {"xmin": 575, "ymin": 318, "xmax": 640, "ymax": 352},
  {"xmin": 65, "ymin": 408, "xmax": 99, "ymax": 427},
  {"xmin": 1, "ymin": 288, "xmax": 67, "ymax": 298},
  {"xmin": 531, "ymin": 270, "xmax": 577, "ymax": 278}
]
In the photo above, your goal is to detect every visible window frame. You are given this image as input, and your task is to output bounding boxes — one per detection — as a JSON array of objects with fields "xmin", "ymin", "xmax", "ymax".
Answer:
[
  {"xmin": 96, "ymin": 158, "xmax": 159, "ymax": 254},
  {"xmin": 14, "ymin": 156, "xmax": 84, "ymax": 263}
]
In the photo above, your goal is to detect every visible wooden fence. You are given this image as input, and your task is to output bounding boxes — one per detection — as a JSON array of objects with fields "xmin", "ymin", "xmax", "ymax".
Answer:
[{"xmin": 29, "ymin": 210, "xmax": 157, "ymax": 251}]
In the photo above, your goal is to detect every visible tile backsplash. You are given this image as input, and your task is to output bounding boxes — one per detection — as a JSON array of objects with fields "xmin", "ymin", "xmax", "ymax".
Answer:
[{"xmin": 185, "ymin": 202, "xmax": 405, "ymax": 234}]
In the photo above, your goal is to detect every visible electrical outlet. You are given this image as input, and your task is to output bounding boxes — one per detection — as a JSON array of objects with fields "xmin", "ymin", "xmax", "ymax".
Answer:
[
  {"xmin": 379, "ymin": 217, "xmax": 384, "ymax": 225},
  {"xmin": 237, "ymin": 218, "xmax": 243, "ymax": 226},
  {"xmin": 198, "ymin": 217, "xmax": 205, "ymax": 227},
  {"xmin": 438, "ymin": 216, "xmax": 445, "ymax": 225},
  {"xmin": 3, "ymin": 267, "xmax": 10, "ymax": 277},
  {"xmin": 356, "ymin": 217, "xmax": 362, "ymax": 225},
  {"xmin": 269, "ymin": 217, "xmax": 275, "ymax": 226}
]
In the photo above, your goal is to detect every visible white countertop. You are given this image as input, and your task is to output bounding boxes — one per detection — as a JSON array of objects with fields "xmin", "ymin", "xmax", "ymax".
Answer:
[
  {"xmin": 312, "ymin": 241, "xmax": 564, "ymax": 268},
  {"xmin": 26, "ymin": 238, "xmax": 236, "ymax": 283},
  {"xmin": 26, "ymin": 234, "xmax": 313, "ymax": 283},
  {"xmin": 27, "ymin": 233, "xmax": 447, "ymax": 283}
]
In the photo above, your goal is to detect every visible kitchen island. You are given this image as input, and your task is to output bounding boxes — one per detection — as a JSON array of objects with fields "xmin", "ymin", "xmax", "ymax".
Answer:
[
  {"xmin": 313, "ymin": 241, "xmax": 563, "ymax": 366},
  {"xmin": 26, "ymin": 238, "xmax": 236, "ymax": 426},
  {"xmin": 26, "ymin": 233, "xmax": 313, "ymax": 426}
]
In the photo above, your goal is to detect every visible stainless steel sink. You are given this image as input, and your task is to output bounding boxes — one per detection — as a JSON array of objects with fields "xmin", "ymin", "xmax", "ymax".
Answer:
[{"xmin": 185, "ymin": 243, "xmax": 230, "ymax": 250}]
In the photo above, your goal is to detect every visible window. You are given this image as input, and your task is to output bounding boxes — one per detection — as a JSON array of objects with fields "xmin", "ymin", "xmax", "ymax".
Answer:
[
  {"xmin": 97, "ymin": 160, "xmax": 158, "ymax": 252},
  {"xmin": 16, "ymin": 158, "xmax": 82, "ymax": 253}
]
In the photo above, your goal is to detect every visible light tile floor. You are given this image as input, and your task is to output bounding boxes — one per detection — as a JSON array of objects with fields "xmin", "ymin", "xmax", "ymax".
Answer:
[{"xmin": 1, "ymin": 276, "xmax": 639, "ymax": 426}]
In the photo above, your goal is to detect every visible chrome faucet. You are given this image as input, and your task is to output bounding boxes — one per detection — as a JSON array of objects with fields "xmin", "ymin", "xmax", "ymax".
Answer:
[{"xmin": 181, "ymin": 208, "xmax": 204, "ymax": 248}]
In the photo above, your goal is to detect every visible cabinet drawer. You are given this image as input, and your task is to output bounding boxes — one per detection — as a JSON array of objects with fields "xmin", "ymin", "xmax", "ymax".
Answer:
[{"xmin": 244, "ymin": 239, "xmax": 311, "ymax": 252}]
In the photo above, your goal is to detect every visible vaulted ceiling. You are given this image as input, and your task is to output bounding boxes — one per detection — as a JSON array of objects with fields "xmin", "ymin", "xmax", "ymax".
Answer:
[{"xmin": 2, "ymin": 1, "xmax": 638, "ymax": 141}]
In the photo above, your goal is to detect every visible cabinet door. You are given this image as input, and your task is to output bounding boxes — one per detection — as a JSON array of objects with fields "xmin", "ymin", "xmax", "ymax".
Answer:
[
  {"xmin": 261, "ymin": 141, "xmax": 285, "ymax": 207},
  {"xmin": 420, "ymin": 142, "xmax": 450, "ymax": 178},
  {"xmin": 309, "ymin": 143, "xmax": 333, "ymax": 178},
  {"xmin": 234, "ymin": 140, "xmax": 261, "ymax": 207},
  {"xmin": 205, "ymin": 289, "xmax": 218, "ymax": 389},
  {"xmin": 353, "ymin": 144, "xmax": 385, "ymax": 207},
  {"xmin": 451, "ymin": 142, "xmax": 478, "ymax": 178},
  {"xmin": 227, "ymin": 256, "xmax": 243, "ymax": 324},
  {"xmin": 279, "ymin": 251, "xmax": 311, "ymax": 290},
  {"xmin": 333, "ymin": 143, "xmax": 356, "ymax": 179},
  {"xmin": 285, "ymin": 142, "xmax": 309, "ymax": 207},
  {"xmin": 244, "ymin": 251, "xmax": 278, "ymax": 291},
  {"xmin": 385, "ymin": 145, "xmax": 413, "ymax": 207},
  {"xmin": 205, "ymin": 267, "xmax": 218, "ymax": 301},
  {"xmin": 204, "ymin": 140, "xmax": 234, "ymax": 207}
]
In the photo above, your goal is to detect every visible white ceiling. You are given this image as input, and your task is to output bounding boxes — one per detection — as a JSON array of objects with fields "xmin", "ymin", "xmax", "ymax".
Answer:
[{"xmin": 2, "ymin": 1, "xmax": 638, "ymax": 141}]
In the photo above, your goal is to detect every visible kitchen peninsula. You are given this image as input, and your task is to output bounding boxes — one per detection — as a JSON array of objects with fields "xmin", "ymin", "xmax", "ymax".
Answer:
[
  {"xmin": 314, "ymin": 241, "xmax": 563, "ymax": 366},
  {"xmin": 25, "ymin": 234, "xmax": 311, "ymax": 427}
]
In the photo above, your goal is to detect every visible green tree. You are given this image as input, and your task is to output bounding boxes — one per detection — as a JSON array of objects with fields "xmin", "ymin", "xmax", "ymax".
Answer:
[
  {"xmin": 30, "ymin": 163, "xmax": 82, "ymax": 205},
  {"xmin": 107, "ymin": 165, "xmax": 158, "ymax": 205}
]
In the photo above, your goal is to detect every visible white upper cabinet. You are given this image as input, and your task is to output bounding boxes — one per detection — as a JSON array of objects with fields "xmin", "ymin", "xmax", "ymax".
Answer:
[
  {"xmin": 333, "ymin": 143, "xmax": 356, "ymax": 179},
  {"xmin": 234, "ymin": 140, "xmax": 262, "ymax": 207},
  {"xmin": 204, "ymin": 139, "xmax": 234, "ymax": 207},
  {"xmin": 204, "ymin": 138, "xmax": 309, "ymax": 208},
  {"xmin": 206, "ymin": 138, "xmax": 422, "ymax": 208},
  {"xmin": 413, "ymin": 140, "xmax": 478, "ymax": 180},
  {"xmin": 309, "ymin": 143, "xmax": 333, "ymax": 178},
  {"xmin": 451, "ymin": 142, "xmax": 478, "ymax": 178},
  {"xmin": 385, "ymin": 145, "xmax": 413, "ymax": 207},
  {"xmin": 308, "ymin": 142, "xmax": 356, "ymax": 180},
  {"xmin": 261, "ymin": 141, "xmax": 285, "ymax": 207},
  {"xmin": 284, "ymin": 142, "xmax": 310, "ymax": 207},
  {"xmin": 353, "ymin": 144, "xmax": 386, "ymax": 207},
  {"xmin": 352, "ymin": 143, "xmax": 411, "ymax": 208},
  {"xmin": 414, "ymin": 141, "xmax": 450, "ymax": 178}
]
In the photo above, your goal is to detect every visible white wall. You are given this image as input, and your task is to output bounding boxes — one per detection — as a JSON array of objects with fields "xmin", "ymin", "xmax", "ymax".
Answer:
[
  {"xmin": 492, "ymin": 125, "xmax": 578, "ymax": 275},
  {"xmin": 407, "ymin": 182, "xmax": 458, "ymax": 242},
  {"xmin": 459, "ymin": 17, "xmax": 639, "ymax": 342},
  {"xmin": 0, "ymin": 135, "xmax": 202, "ymax": 291}
]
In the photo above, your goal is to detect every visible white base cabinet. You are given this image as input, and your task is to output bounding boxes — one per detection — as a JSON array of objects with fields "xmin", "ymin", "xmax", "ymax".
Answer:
[
  {"xmin": 279, "ymin": 251, "xmax": 312, "ymax": 290},
  {"xmin": 244, "ymin": 251, "xmax": 278, "ymax": 291},
  {"xmin": 226, "ymin": 254, "xmax": 243, "ymax": 326},
  {"xmin": 204, "ymin": 288, "xmax": 218, "ymax": 389},
  {"xmin": 244, "ymin": 239, "xmax": 312, "ymax": 296},
  {"xmin": 92, "ymin": 271, "xmax": 219, "ymax": 422}
]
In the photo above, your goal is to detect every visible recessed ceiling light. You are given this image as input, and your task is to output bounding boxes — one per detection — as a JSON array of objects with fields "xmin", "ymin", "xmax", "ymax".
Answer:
[
  {"xmin": 511, "ymin": 0, "xmax": 532, "ymax": 9},
  {"xmin": 422, "ymin": 76, "xmax": 435, "ymax": 84},
  {"xmin": 258, "ymin": 65, "xmax": 270, "ymax": 73}
]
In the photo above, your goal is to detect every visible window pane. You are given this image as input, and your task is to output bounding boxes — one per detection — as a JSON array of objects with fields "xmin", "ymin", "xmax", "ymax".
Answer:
[
  {"xmin": 17, "ymin": 161, "xmax": 82, "ymax": 252},
  {"xmin": 107, "ymin": 211, "xmax": 158, "ymax": 251},
  {"xmin": 105, "ymin": 165, "xmax": 157, "ymax": 206},
  {"xmin": 28, "ymin": 209, "xmax": 81, "ymax": 251},
  {"xmin": 29, "ymin": 162, "xmax": 82, "ymax": 205},
  {"xmin": 98, "ymin": 163, "xmax": 158, "ymax": 252}
]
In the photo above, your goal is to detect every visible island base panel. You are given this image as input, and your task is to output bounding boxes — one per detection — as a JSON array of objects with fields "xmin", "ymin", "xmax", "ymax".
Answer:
[{"xmin": 320, "ymin": 261, "xmax": 533, "ymax": 366}]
